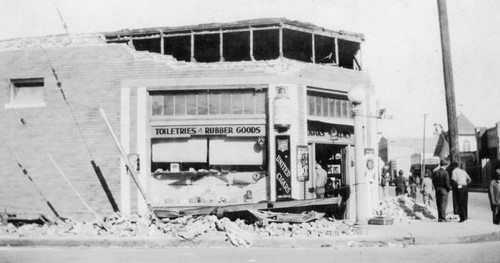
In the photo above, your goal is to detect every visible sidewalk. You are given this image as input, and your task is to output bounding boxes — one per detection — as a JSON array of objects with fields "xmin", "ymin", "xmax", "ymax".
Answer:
[
  {"xmin": 1, "ymin": 218, "xmax": 499, "ymax": 248},
  {"xmin": 1, "ymin": 190, "xmax": 499, "ymax": 248}
]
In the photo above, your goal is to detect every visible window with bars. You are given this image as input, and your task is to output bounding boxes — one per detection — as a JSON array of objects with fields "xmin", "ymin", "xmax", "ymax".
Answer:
[
  {"xmin": 151, "ymin": 90, "xmax": 266, "ymax": 117},
  {"xmin": 307, "ymin": 93, "xmax": 351, "ymax": 119}
]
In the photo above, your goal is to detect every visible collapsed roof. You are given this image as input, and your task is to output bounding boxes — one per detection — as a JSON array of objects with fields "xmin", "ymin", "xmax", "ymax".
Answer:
[{"xmin": 104, "ymin": 18, "xmax": 364, "ymax": 70}]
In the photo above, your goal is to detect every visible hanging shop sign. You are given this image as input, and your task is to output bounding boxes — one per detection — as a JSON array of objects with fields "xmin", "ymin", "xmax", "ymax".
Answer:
[
  {"xmin": 276, "ymin": 135, "xmax": 292, "ymax": 200},
  {"xmin": 297, "ymin": 145, "xmax": 309, "ymax": 182},
  {"xmin": 152, "ymin": 125, "xmax": 266, "ymax": 138}
]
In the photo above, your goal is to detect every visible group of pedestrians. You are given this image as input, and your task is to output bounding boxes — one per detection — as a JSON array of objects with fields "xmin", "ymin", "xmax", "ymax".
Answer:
[
  {"xmin": 387, "ymin": 159, "xmax": 500, "ymax": 225},
  {"xmin": 390, "ymin": 159, "xmax": 473, "ymax": 223}
]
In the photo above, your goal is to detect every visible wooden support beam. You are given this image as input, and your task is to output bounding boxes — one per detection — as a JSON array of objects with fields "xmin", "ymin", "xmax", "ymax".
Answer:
[
  {"xmin": 99, "ymin": 108, "xmax": 154, "ymax": 216},
  {"xmin": 160, "ymin": 30, "xmax": 164, "ymax": 55},
  {"xmin": 219, "ymin": 28, "xmax": 224, "ymax": 62},
  {"xmin": 279, "ymin": 22, "xmax": 283, "ymax": 58},
  {"xmin": 49, "ymin": 156, "xmax": 104, "ymax": 225},
  {"xmin": 312, "ymin": 34, "xmax": 316, "ymax": 63},
  {"xmin": 190, "ymin": 31, "xmax": 195, "ymax": 62},
  {"xmin": 249, "ymin": 26, "xmax": 255, "ymax": 61},
  {"xmin": 334, "ymin": 38, "xmax": 339, "ymax": 65}
]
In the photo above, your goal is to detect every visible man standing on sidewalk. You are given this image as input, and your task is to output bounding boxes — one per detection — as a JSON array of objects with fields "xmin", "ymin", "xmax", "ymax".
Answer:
[
  {"xmin": 432, "ymin": 159, "xmax": 451, "ymax": 222},
  {"xmin": 488, "ymin": 169, "xmax": 500, "ymax": 225},
  {"xmin": 395, "ymin": 170, "xmax": 407, "ymax": 196},
  {"xmin": 451, "ymin": 162, "xmax": 471, "ymax": 222}
]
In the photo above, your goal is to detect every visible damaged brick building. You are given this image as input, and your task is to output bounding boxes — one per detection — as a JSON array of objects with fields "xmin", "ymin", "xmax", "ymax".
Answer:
[{"xmin": 0, "ymin": 18, "xmax": 378, "ymax": 220}]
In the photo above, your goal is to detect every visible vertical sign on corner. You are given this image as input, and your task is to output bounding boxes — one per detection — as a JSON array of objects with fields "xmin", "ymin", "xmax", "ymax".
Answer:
[{"xmin": 275, "ymin": 135, "xmax": 291, "ymax": 200}]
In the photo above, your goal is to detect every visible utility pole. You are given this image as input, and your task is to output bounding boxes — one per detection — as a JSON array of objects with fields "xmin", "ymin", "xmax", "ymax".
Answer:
[{"xmin": 437, "ymin": 0, "xmax": 460, "ymax": 165}]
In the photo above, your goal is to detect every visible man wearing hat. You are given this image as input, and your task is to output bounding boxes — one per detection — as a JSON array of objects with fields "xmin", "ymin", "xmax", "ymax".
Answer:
[
  {"xmin": 432, "ymin": 159, "xmax": 452, "ymax": 222},
  {"xmin": 488, "ymin": 168, "xmax": 500, "ymax": 225}
]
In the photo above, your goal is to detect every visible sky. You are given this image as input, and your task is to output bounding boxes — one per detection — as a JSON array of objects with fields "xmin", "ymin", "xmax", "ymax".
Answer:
[{"xmin": 1, "ymin": 0, "xmax": 499, "ymax": 139}]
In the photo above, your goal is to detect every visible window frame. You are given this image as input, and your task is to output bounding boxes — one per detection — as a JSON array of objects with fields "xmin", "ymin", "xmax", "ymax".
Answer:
[
  {"xmin": 150, "ymin": 89, "xmax": 267, "ymax": 119},
  {"xmin": 5, "ymin": 78, "xmax": 46, "ymax": 109},
  {"xmin": 306, "ymin": 92, "xmax": 352, "ymax": 120}
]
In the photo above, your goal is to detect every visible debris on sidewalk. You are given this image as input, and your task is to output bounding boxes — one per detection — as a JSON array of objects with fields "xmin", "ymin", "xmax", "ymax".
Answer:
[
  {"xmin": 248, "ymin": 210, "xmax": 325, "ymax": 224},
  {"xmin": 216, "ymin": 218, "xmax": 254, "ymax": 247},
  {"xmin": 0, "ymin": 211, "xmax": 354, "ymax": 247},
  {"xmin": 376, "ymin": 196, "xmax": 438, "ymax": 222}
]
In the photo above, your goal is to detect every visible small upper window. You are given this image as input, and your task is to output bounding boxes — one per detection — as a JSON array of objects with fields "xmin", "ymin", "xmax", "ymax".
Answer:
[
  {"xmin": 6, "ymin": 78, "xmax": 45, "ymax": 108},
  {"xmin": 462, "ymin": 140, "xmax": 471, "ymax": 152}
]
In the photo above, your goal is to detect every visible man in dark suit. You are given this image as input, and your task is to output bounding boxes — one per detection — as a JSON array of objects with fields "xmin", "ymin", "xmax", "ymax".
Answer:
[
  {"xmin": 395, "ymin": 170, "xmax": 407, "ymax": 196},
  {"xmin": 432, "ymin": 159, "xmax": 452, "ymax": 222}
]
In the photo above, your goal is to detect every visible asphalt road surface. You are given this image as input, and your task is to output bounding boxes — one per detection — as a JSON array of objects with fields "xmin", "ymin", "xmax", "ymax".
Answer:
[{"xmin": 1, "ymin": 242, "xmax": 500, "ymax": 263}]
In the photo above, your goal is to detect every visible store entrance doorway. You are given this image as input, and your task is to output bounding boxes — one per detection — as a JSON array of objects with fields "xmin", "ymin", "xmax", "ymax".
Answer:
[{"xmin": 315, "ymin": 144, "xmax": 347, "ymax": 192}]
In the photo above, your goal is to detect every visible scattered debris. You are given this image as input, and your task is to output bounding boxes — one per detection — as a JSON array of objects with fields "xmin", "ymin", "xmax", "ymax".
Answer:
[
  {"xmin": 0, "ymin": 211, "xmax": 354, "ymax": 247},
  {"xmin": 376, "ymin": 196, "xmax": 438, "ymax": 222},
  {"xmin": 248, "ymin": 210, "xmax": 325, "ymax": 225},
  {"xmin": 1, "ymin": 196, "xmax": 436, "ymax": 247}
]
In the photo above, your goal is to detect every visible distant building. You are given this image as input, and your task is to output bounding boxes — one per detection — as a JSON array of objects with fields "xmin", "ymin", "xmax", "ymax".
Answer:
[
  {"xmin": 378, "ymin": 136, "xmax": 438, "ymax": 180},
  {"xmin": 433, "ymin": 113, "xmax": 481, "ymax": 186},
  {"xmin": 477, "ymin": 122, "xmax": 500, "ymax": 188}
]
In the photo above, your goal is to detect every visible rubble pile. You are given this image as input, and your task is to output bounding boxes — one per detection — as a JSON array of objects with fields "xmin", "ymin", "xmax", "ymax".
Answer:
[
  {"xmin": 376, "ymin": 196, "xmax": 438, "ymax": 222},
  {"xmin": 0, "ymin": 211, "xmax": 354, "ymax": 246},
  {"xmin": 256, "ymin": 218, "xmax": 353, "ymax": 237}
]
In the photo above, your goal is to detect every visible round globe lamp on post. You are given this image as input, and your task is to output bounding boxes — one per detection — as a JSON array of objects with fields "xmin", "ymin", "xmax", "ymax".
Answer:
[
  {"xmin": 273, "ymin": 86, "xmax": 292, "ymax": 131},
  {"xmin": 348, "ymin": 86, "xmax": 368, "ymax": 226}
]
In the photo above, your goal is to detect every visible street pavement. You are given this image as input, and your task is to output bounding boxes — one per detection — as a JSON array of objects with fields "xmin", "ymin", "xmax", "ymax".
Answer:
[
  {"xmin": 2, "ymin": 242, "xmax": 500, "ymax": 263},
  {"xmin": 0, "ymin": 186, "xmax": 499, "ymax": 249}
]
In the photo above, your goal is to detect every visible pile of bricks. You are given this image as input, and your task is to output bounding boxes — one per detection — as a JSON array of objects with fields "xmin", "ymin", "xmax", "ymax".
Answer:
[
  {"xmin": 0, "ymin": 212, "xmax": 354, "ymax": 246},
  {"xmin": 376, "ymin": 196, "xmax": 439, "ymax": 222}
]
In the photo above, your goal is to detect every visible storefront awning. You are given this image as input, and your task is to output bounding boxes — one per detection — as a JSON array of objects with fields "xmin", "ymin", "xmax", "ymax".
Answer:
[{"xmin": 307, "ymin": 119, "xmax": 354, "ymax": 144}]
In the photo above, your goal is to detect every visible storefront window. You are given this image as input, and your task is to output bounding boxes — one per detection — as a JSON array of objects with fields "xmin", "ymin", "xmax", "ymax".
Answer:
[
  {"xmin": 335, "ymin": 99, "xmax": 342, "ymax": 118},
  {"xmin": 308, "ymin": 96, "xmax": 315, "ymax": 116},
  {"xmin": 328, "ymin": 98, "xmax": 335, "ymax": 117},
  {"xmin": 186, "ymin": 94, "xmax": 197, "ymax": 115},
  {"xmin": 198, "ymin": 94, "xmax": 208, "ymax": 115},
  {"xmin": 151, "ymin": 89, "xmax": 266, "ymax": 117},
  {"xmin": 174, "ymin": 94, "xmax": 186, "ymax": 115},
  {"xmin": 220, "ymin": 93, "xmax": 232, "ymax": 114},
  {"xmin": 152, "ymin": 137, "xmax": 208, "ymax": 163},
  {"xmin": 209, "ymin": 136, "xmax": 264, "ymax": 165},
  {"xmin": 232, "ymin": 93, "xmax": 243, "ymax": 114},
  {"xmin": 243, "ymin": 93, "xmax": 254, "ymax": 114},
  {"xmin": 315, "ymin": 97, "xmax": 322, "ymax": 116},
  {"xmin": 322, "ymin": 97, "xmax": 329, "ymax": 116},
  {"xmin": 151, "ymin": 95, "xmax": 163, "ymax": 115},
  {"xmin": 151, "ymin": 135, "xmax": 265, "ymax": 172},
  {"xmin": 255, "ymin": 92, "xmax": 265, "ymax": 114},
  {"xmin": 307, "ymin": 93, "xmax": 351, "ymax": 120},
  {"xmin": 163, "ymin": 95, "xmax": 174, "ymax": 115},
  {"xmin": 209, "ymin": 94, "xmax": 220, "ymax": 114}
]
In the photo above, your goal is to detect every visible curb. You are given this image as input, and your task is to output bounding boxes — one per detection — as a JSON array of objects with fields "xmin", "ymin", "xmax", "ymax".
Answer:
[
  {"xmin": 413, "ymin": 231, "xmax": 500, "ymax": 245},
  {"xmin": 2, "ymin": 231, "xmax": 500, "ymax": 248}
]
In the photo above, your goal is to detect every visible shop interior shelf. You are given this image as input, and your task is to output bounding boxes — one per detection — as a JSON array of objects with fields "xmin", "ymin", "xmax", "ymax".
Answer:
[{"xmin": 152, "ymin": 171, "xmax": 227, "ymax": 179}]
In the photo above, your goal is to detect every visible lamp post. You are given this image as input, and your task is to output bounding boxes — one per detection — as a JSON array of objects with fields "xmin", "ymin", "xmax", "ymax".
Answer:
[{"xmin": 348, "ymin": 86, "xmax": 368, "ymax": 226}]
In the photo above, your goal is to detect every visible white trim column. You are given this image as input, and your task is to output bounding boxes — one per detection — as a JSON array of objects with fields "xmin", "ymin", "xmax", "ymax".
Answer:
[
  {"xmin": 137, "ymin": 87, "xmax": 149, "ymax": 215},
  {"xmin": 120, "ymin": 87, "xmax": 131, "ymax": 215}
]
